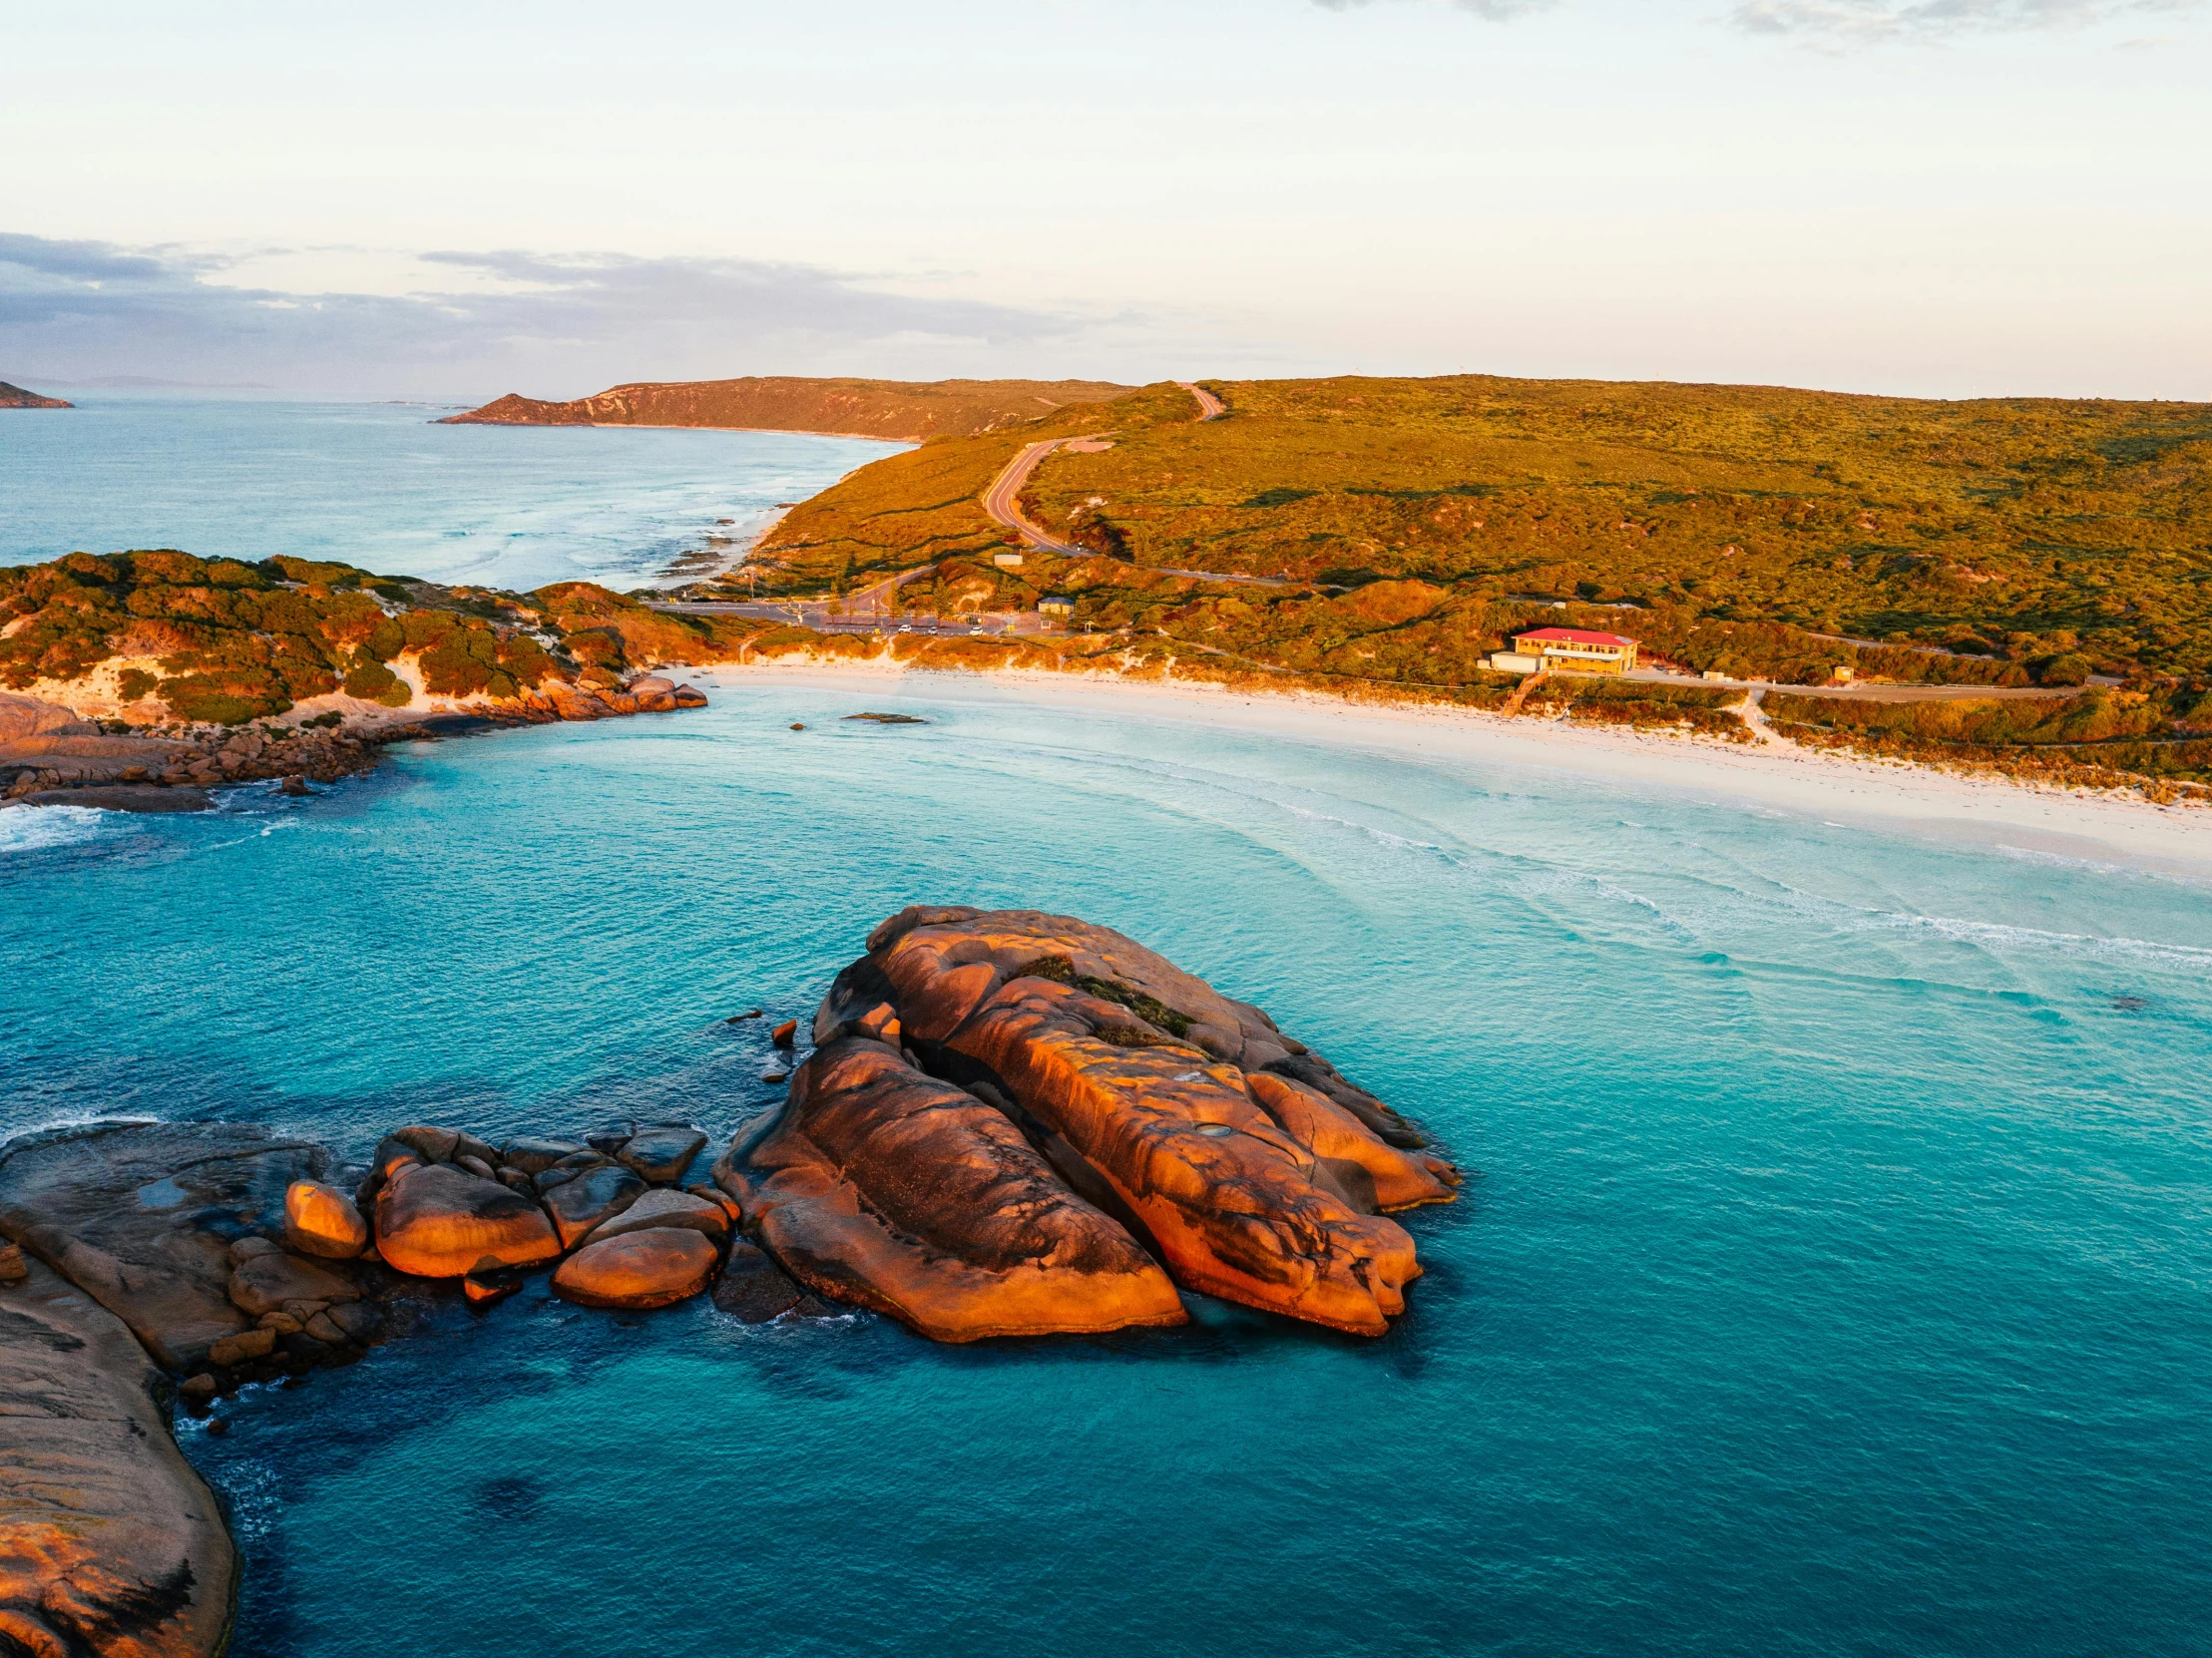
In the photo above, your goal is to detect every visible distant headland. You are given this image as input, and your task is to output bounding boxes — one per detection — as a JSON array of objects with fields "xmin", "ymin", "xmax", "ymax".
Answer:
[
  {"xmin": 438, "ymin": 375, "xmax": 1132, "ymax": 442},
  {"xmin": 0, "ymin": 381, "xmax": 71, "ymax": 409}
]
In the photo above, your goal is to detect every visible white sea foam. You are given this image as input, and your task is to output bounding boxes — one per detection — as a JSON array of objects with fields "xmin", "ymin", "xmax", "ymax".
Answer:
[{"xmin": 0, "ymin": 804, "xmax": 111, "ymax": 855}]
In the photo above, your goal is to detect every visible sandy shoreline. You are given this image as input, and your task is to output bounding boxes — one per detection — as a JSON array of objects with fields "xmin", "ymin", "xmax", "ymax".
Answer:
[{"xmin": 693, "ymin": 658, "xmax": 2212, "ymax": 880}]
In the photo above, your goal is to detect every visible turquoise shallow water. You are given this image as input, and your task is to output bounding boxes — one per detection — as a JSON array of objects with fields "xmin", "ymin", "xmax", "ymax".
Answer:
[
  {"xmin": 0, "ymin": 394, "xmax": 902, "ymax": 589},
  {"xmin": 4, "ymin": 678, "xmax": 2210, "ymax": 1656}
]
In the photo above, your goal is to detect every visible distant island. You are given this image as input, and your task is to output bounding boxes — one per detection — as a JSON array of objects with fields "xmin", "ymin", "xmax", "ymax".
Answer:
[
  {"xmin": 0, "ymin": 381, "xmax": 71, "ymax": 409},
  {"xmin": 439, "ymin": 375, "xmax": 1132, "ymax": 442}
]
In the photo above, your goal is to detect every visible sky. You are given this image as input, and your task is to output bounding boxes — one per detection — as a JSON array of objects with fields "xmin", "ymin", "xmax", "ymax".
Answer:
[{"xmin": 2, "ymin": 0, "xmax": 2207, "ymax": 402}]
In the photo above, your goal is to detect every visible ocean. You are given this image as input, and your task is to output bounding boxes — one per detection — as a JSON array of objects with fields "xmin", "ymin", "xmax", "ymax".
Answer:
[
  {"xmin": 0, "ymin": 392, "xmax": 903, "ymax": 590},
  {"xmin": 3, "ymin": 407, "xmax": 2209, "ymax": 1655}
]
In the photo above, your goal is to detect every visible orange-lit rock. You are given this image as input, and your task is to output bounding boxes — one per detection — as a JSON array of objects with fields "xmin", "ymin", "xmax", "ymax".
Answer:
[
  {"xmin": 813, "ymin": 906, "xmax": 1459, "ymax": 1338},
  {"xmin": 552, "ymin": 1227, "xmax": 718, "ymax": 1309},
  {"xmin": 283, "ymin": 1179, "xmax": 369, "ymax": 1258},
  {"xmin": 716, "ymin": 1036, "xmax": 1186, "ymax": 1342},
  {"xmin": 0, "ymin": 1257, "xmax": 235, "ymax": 1658},
  {"xmin": 374, "ymin": 1162, "xmax": 561, "ymax": 1278}
]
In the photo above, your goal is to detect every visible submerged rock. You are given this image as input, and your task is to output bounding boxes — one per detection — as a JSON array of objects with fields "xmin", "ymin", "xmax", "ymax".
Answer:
[
  {"xmin": 375, "ymin": 1162, "xmax": 562, "ymax": 1278},
  {"xmin": 710, "ymin": 1239, "xmax": 811, "ymax": 1322},
  {"xmin": 553, "ymin": 1227, "xmax": 718, "ymax": 1310},
  {"xmin": 0, "ymin": 1256, "xmax": 236, "ymax": 1658},
  {"xmin": 811, "ymin": 907, "xmax": 1459, "ymax": 1338},
  {"xmin": 716, "ymin": 1036, "xmax": 1186, "ymax": 1342}
]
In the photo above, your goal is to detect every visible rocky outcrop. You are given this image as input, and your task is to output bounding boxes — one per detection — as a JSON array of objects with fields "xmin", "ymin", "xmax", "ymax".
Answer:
[
  {"xmin": 792, "ymin": 907, "xmax": 1459, "ymax": 1337},
  {"xmin": 0, "ymin": 1259, "xmax": 234, "ymax": 1658},
  {"xmin": 716, "ymin": 1036, "xmax": 1187, "ymax": 1342},
  {"xmin": 553, "ymin": 1228, "xmax": 719, "ymax": 1310},
  {"xmin": 0, "ymin": 1122, "xmax": 335, "ymax": 1373}
]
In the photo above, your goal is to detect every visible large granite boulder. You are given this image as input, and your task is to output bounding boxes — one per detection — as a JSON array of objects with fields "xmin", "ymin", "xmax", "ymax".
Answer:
[
  {"xmin": 374, "ymin": 1162, "xmax": 561, "ymax": 1278},
  {"xmin": 716, "ymin": 1036, "xmax": 1186, "ymax": 1342},
  {"xmin": 0, "ymin": 1258, "xmax": 236, "ymax": 1657},
  {"xmin": 809, "ymin": 908, "xmax": 1459, "ymax": 1338},
  {"xmin": 552, "ymin": 1228, "xmax": 718, "ymax": 1310},
  {"xmin": 225, "ymin": 1248, "xmax": 362, "ymax": 1319},
  {"xmin": 0, "ymin": 1121, "xmax": 332, "ymax": 1372}
]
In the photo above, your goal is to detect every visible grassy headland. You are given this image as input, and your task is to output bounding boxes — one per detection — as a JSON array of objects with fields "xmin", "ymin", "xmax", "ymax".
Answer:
[
  {"xmin": 441, "ymin": 376, "xmax": 1132, "ymax": 442},
  {"xmin": 0, "ymin": 551, "xmax": 787, "ymax": 725}
]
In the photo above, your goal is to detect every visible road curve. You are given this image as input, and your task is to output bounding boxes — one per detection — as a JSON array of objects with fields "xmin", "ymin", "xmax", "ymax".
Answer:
[
  {"xmin": 979, "ymin": 438, "xmax": 1086, "ymax": 555},
  {"xmin": 1178, "ymin": 381, "xmax": 1224, "ymax": 420}
]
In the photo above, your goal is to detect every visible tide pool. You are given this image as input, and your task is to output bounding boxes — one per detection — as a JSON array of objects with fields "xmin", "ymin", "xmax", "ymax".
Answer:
[
  {"xmin": 3, "ymin": 678, "xmax": 2208, "ymax": 1656},
  {"xmin": 0, "ymin": 393, "xmax": 903, "ymax": 590}
]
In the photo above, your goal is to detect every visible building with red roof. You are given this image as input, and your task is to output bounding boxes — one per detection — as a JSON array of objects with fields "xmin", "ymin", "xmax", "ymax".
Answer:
[{"xmin": 1493, "ymin": 625, "xmax": 1639, "ymax": 675}]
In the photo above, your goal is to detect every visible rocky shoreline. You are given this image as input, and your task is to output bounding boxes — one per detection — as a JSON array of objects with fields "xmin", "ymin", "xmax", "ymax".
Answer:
[
  {"xmin": 0, "ymin": 675, "xmax": 706, "ymax": 815},
  {"xmin": 0, "ymin": 909, "xmax": 1453, "ymax": 1655}
]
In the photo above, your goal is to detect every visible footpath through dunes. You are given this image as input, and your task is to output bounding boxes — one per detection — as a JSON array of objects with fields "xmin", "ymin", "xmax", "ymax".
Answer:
[
  {"xmin": 438, "ymin": 375, "xmax": 1133, "ymax": 442},
  {"xmin": 0, "ymin": 909, "xmax": 1454, "ymax": 1651}
]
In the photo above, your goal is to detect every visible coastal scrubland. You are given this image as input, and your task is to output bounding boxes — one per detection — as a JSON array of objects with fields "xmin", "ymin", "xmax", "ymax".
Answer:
[
  {"xmin": 0, "ymin": 550, "xmax": 785, "ymax": 727},
  {"xmin": 718, "ymin": 373, "xmax": 2212, "ymax": 794},
  {"xmin": 442, "ymin": 375, "xmax": 1131, "ymax": 442}
]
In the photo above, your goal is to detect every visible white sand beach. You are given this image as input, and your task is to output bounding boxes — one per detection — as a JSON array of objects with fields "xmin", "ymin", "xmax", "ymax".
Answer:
[{"xmin": 696, "ymin": 660, "xmax": 2212, "ymax": 881}]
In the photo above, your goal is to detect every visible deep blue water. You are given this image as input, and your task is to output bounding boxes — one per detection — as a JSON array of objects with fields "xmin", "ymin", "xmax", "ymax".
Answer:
[
  {"xmin": 0, "ymin": 393, "xmax": 902, "ymax": 590},
  {"xmin": 4, "ymin": 676, "xmax": 2210, "ymax": 1657}
]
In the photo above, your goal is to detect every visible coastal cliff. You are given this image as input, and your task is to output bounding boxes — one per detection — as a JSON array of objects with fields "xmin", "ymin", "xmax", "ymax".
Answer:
[
  {"xmin": 0, "ymin": 381, "xmax": 72, "ymax": 409},
  {"xmin": 439, "ymin": 376, "xmax": 1130, "ymax": 442}
]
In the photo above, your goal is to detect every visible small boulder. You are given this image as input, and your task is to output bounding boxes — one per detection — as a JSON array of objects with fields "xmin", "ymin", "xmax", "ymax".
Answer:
[
  {"xmin": 0, "ymin": 1242, "xmax": 26, "ymax": 1285},
  {"xmin": 500, "ymin": 1137, "xmax": 585, "ymax": 1176},
  {"xmin": 180, "ymin": 1374, "xmax": 218, "ymax": 1408},
  {"xmin": 283, "ymin": 1180, "xmax": 369, "ymax": 1259},
  {"xmin": 375, "ymin": 1162, "xmax": 562, "ymax": 1278},
  {"xmin": 686, "ymin": 1183, "xmax": 743, "ymax": 1225},
  {"xmin": 390, "ymin": 1125, "xmax": 461, "ymax": 1164},
  {"xmin": 542, "ymin": 1162, "xmax": 647, "ymax": 1250},
  {"xmin": 710, "ymin": 1240, "xmax": 807, "ymax": 1322},
  {"xmin": 463, "ymin": 1271, "xmax": 522, "ymax": 1306},
  {"xmin": 553, "ymin": 1228, "xmax": 718, "ymax": 1310},
  {"xmin": 227, "ymin": 1251, "xmax": 360, "ymax": 1319},
  {"xmin": 583, "ymin": 1188, "xmax": 729, "ymax": 1248},
  {"xmin": 771, "ymin": 1020, "xmax": 798, "ymax": 1046},
  {"xmin": 303, "ymin": 1310, "xmax": 350, "ymax": 1346},
  {"xmin": 456, "ymin": 1154, "xmax": 497, "ymax": 1181},
  {"xmin": 227, "ymin": 1235, "xmax": 280, "ymax": 1267},
  {"xmin": 208, "ymin": 1328, "xmax": 277, "ymax": 1367},
  {"xmin": 618, "ymin": 1125, "xmax": 706, "ymax": 1185}
]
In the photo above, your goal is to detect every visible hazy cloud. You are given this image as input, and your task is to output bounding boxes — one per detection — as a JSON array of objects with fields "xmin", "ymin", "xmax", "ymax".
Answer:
[
  {"xmin": 1731, "ymin": 0, "xmax": 2196, "ymax": 39},
  {"xmin": 1312, "ymin": 0, "xmax": 1555, "ymax": 19},
  {"xmin": 0, "ymin": 234, "xmax": 1108, "ymax": 399}
]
